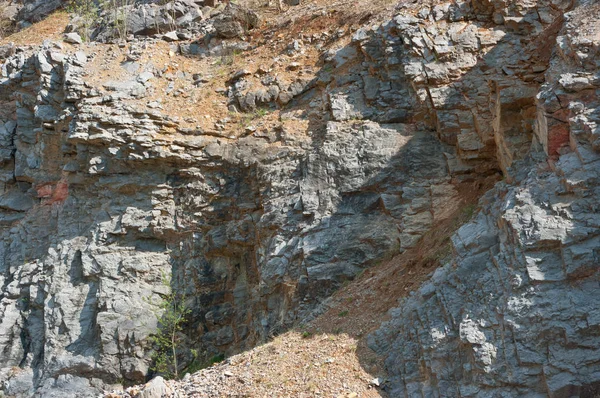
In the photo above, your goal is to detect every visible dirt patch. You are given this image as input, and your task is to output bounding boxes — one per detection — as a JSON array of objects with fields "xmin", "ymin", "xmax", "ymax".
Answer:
[
  {"xmin": 0, "ymin": 10, "xmax": 69, "ymax": 46},
  {"xmin": 306, "ymin": 176, "xmax": 499, "ymax": 382}
]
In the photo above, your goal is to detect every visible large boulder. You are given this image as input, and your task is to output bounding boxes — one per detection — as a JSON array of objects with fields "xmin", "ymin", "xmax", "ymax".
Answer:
[
  {"xmin": 126, "ymin": 0, "xmax": 203, "ymax": 36},
  {"xmin": 213, "ymin": 3, "xmax": 259, "ymax": 39},
  {"xmin": 15, "ymin": 0, "xmax": 63, "ymax": 25},
  {"xmin": 138, "ymin": 377, "xmax": 171, "ymax": 398}
]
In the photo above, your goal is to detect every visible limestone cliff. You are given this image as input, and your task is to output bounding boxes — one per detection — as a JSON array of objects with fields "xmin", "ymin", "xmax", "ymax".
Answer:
[
  {"xmin": 0, "ymin": 0, "xmax": 598, "ymax": 397},
  {"xmin": 370, "ymin": 2, "xmax": 600, "ymax": 396}
]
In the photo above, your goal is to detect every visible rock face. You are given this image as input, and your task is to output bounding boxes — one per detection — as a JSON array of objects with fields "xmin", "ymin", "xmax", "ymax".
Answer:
[
  {"xmin": 0, "ymin": 28, "xmax": 461, "ymax": 398},
  {"xmin": 123, "ymin": 0, "xmax": 204, "ymax": 36},
  {"xmin": 369, "ymin": 1, "xmax": 600, "ymax": 397},
  {"xmin": 212, "ymin": 3, "xmax": 259, "ymax": 39},
  {"xmin": 15, "ymin": 0, "xmax": 63, "ymax": 26},
  {"xmin": 0, "ymin": 0, "xmax": 598, "ymax": 397}
]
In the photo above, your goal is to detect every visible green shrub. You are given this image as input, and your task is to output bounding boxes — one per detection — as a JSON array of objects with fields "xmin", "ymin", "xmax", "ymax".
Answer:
[
  {"xmin": 210, "ymin": 353, "xmax": 225, "ymax": 365},
  {"xmin": 146, "ymin": 272, "xmax": 190, "ymax": 380}
]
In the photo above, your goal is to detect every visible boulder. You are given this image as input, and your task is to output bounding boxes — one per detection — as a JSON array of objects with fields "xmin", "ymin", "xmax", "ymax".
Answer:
[
  {"xmin": 15, "ymin": 0, "xmax": 62, "ymax": 24},
  {"xmin": 64, "ymin": 32, "xmax": 83, "ymax": 45},
  {"xmin": 139, "ymin": 377, "xmax": 171, "ymax": 398},
  {"xmin": 213, "ymin": 3, "xmax": 260, "ymax": 39},
  {"xmin": 118, "ymin": 0, "xmax": 203, "ymax": 37}
]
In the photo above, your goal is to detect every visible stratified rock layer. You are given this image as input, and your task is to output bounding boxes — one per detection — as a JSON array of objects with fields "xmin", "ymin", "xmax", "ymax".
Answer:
[
  {"xmin": 370, "ymin": 1, "xmax": 600, "ymax": 397},
  {"xmin": 0, "ymin": 0, "xmax": 598, "ymax": 396},
  {"xmin": 0, "ymin": 25, "xmax": 460, "ymax": 398}
]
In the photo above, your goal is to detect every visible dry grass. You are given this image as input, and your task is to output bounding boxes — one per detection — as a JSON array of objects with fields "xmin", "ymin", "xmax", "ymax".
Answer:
[{"xmin": 0, "ymin": 10, "xmax": 69, "ymax": 46}]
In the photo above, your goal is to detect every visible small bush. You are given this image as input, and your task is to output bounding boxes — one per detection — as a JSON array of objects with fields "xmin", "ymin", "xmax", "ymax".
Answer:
[
  {"xmin": 102, "ymin": 0, "xmax": 133, "ymax": 40},
  {"xmin": 66, "ymin": 0, "xmax": 133, "ymax": 41},
  {"xmin": 145, "ymin": 272, "xmax": 190, "ymax": 380}
]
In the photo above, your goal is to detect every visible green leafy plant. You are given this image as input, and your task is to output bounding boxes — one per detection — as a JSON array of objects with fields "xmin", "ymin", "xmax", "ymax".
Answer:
[
  {"xmin": 182, "ymin": 348, "xmax": 203, "ymax": 376},
  {"xmin": 146, "ymin": 272, "xmax": 190, "ymax": 380}
]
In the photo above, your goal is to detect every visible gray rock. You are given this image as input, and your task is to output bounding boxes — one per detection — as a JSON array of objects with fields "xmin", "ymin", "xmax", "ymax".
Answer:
[
  {"xmin": 0, "ymin": 190, "xmax": 35, "ymax": 212},
  {"xmin": 16, "ymin": 0, "xmax": 62, "ymax": 24},
  {"xmin": 369, "ymin": 4, "xmax": 600, "ymax": 396},
  {"xmin": 64, "ymin": 32, "xmax": 83, "ymax": 45},
  {"xmin": 1, "ymin": 2, "xmax": 600, "ymax": 398},
  {"xmin": 213, "ymin": 3, "xmax": 260, "ymax": 38},
  {"xmin": 162, "ymin": 31, "xmax": 180, "ymax": 42},
  {"xmin": 139, "ymin": 377, "xmax": 170, "ymax": 398}
]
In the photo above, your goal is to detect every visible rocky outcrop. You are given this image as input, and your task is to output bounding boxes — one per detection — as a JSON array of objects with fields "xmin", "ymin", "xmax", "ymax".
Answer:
[
  {"xmin": 370, "ymin": 1, "xmax": 600, "ymax": 396},
  {"xmin": 0, "ymin": 0, "xmax": 598, "ymax": 396},
  {"xmin": 15, "ymin": 0, "xmax": 63, "ymax": 27},
  {"xmin": 212, "ymin": 3, "xmax": 259, "ymax": 39},
  {"xmin": 0, "ymin": 27, "xmax": 464, "ymax": 398}
]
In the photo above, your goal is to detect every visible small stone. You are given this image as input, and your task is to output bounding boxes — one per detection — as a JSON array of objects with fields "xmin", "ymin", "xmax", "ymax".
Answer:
[
  {"xmin": 163, "ymin": 31, "xmax": 180, "ymax": 42},
  {"xmin": 137, "ymin": 71, "xmax": 154, "ymax": 83},
  {"xmin": 230, "ymin": 69, "xmax": 252, "ymax": 82},
  {"xmin": 177, "ymin": 31, "xmax": 192, "ymax": 41},
  {"xmin": 369, "ymin": 378, "xmax": 381, "ymax": 387},
  {"xmin": 64, "ymin": 32, "xmax": 83, "ymax": 44}
]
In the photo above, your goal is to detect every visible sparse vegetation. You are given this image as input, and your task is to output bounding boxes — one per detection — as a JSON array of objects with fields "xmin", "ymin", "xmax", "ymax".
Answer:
[
  {"xmin": 237, "ymin": 107, "xmax": 270, "ymax": 129},
  {"xmin": 66, "ymin": 0, "xmax": 132, "ymax": 41},
  {"xmin": 65, "ymin": 0, "xmax": 99, "ymax": 41},
  {"xmin": 210, "ymin": 353, "xmax": 225, "ymax": 365},
  {"xmin": 254, "ymin": 107, "xmax": 269, "ymax": 118},
  {"xmin": 104, "ymin": 0, "xmax": 132, "ymax": 40},
  {"xmin": 146, "ymin": 272, "xmax": 190, "ymax": 380},
  {"xmin": 460, "ymin": 203, "xmax": 477, "ymax": 222}
]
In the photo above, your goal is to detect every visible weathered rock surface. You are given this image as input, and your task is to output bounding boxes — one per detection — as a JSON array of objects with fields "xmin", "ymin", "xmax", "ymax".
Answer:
[
  {"xmin": 370, "ymin": 1, "xmax": 600, "ymax": 396},
  {"xmin": 15, "ymin": 0, "xmax": 63, "ymax": 27},
  {"xmin": 0, "ymin": 27, "xmax": 461, "ymax": 397},
  {"xmin": 212, "ymin": 3, "xmax": 259, "ymax": 39},
  {"xmin": 0, "ymin": 0, "xmax": 598, "ymax": 396}
]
